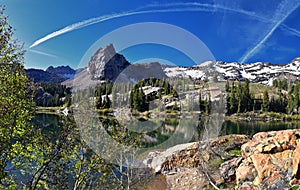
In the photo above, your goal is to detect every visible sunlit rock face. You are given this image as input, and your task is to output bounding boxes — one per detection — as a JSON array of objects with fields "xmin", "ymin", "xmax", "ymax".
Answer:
[
  {"xmin": 87, "ymin": 43, "xmax": 130, "ymax": 81},
  {"xmin": 143, "ymin": 130, "xmax": 300, "ymax": 189},
  {"xmin": 236, "ymin": 129, "xmax": 300, "ymax": 189}
]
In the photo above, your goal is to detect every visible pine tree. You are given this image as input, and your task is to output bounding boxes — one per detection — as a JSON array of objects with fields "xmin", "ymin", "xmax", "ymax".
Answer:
[
  {"xmin": 225, "ymin": 80, "xmax": 230, "ymax": 92},
  {"xmin": 294, "ymin": 82, "xmax": 300, "ymax": 113},
  {"xmin": 273, "ymin": 79, "xmax": 278, "ymax": 88},
  {"xmin": 287, "ymin": 94, "xmax": 294, "ymax": 115},
  {"xmin": 96, "ymin": 95, "xmax": 102, "ymax": 109},
  {"xmin": 229, "ymin": 89, "xmax": 237, "ymax": 114},
  {"xmin": 262, "ymin": 90, "xmax": 269, "ymax": 112}
]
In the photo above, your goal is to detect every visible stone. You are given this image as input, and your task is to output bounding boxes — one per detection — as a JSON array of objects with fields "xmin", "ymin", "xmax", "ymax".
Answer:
[
  {"xmin": 236, "ymin": 129, "xmax": 300, "ymax": 189},
  {"xmin": 236, "ymin": 161, "xmax": 257, "ymax": 186},
  {"xmin": 144, "ymin": 134, "xmax": 248, "ymax": 189},
  {"xmin": 237, "ymin": 183, "xmax": 256, "ymax": 190},
  {"xmin": 220, "ymin": 157, "xmax": 243, "ymax": 182},
  {"xmin": 146, "ymin": 142, "xmax": 198, "ymax": 173},
  {"xmin": 144, "ymin": 130, "xmax": 300, "ymax": 189},
  {"xmin": 292, "ymin": 142, "xmax": 300, "ymax": 179}
]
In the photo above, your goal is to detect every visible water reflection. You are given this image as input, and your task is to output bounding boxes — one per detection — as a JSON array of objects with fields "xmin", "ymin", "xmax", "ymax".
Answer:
[{"xmin": 221, "ymin": 120, "xmax": 300, "ymax": 137}]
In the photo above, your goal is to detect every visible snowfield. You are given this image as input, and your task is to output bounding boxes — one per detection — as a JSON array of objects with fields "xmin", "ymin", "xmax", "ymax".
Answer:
[{"xmin": 162, "ymin": 58, "xmax": 300, "ymax": 85}]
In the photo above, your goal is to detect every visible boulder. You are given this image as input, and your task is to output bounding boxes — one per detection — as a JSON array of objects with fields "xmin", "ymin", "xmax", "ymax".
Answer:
[
  {"xmin": 236, "ymin": 129, "xmax": 300, "ymax": 189},
  {"xmin": 220, "ymin": 157, "xmax": 243, "ymax": 182},
  {"xmin": 144, "ymin": 130, "xmax": 300, "ymax": 189},
  {"xmin": 144, "ymin": 135, "xmax": 248, "ymax": 189}
]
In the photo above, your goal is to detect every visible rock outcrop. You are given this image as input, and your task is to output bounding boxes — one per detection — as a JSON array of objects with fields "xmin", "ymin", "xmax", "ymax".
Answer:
[
  {"xmin": 87, "ymin": 43, "xmax": 130, "ymax": 81},
  {"xmin": 236, "ymin": 129, "xmax": 300, "ymax": 190},
  {"xmin": 144, "ymin": 130, "xmax": 300, "ymax": 189},
  {"xmin": 68, "ymin": 44, "xmax": 167, "ymax": 87},
  {"xmin": 144, "ymin": 135, "xmax": 249, "ymax": 189}
]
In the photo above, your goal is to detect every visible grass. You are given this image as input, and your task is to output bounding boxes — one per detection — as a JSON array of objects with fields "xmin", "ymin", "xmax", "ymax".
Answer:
[
  {"xmin": 226, "ymin": 111, "xmax": 300, "ymax": 121},
  {"xmin": 96, "ymin": 108, "xmax": 113, "ymax": 115},
  {"xmin": 229, "ymin": 149, "xmax": 242, "ymax": 156},
  {"xmin": 208, "ymin": 157, "xmax": 224, "ymax": 170},
  {"xmin": 36, "ymin": 106, "xmax": 62, "ymax": 115}
]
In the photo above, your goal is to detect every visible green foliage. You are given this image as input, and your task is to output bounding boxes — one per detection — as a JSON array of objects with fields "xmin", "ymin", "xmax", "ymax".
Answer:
[
  {"xmin": 94, "ymin": 82, "xmax": 114, "ymax": 109},
  {"xmin": 273, "ymin": 79, "xmax": 278, "ymax": 88},
  {"xmin": 35, "ymin": 82, "xmax": 71, "ymax": 107},
  {"xmin": 129, "ymin": 78, "xmax": 180, "ymax": 112},
  {"xmin": 0, "ymin": 7, "xmax": 35, "ymax": 188},
  {"xmin": 208, "ymin": 157, "xmax": 224, "ymax": 170},
  {"xmin": 225, "ymin": 79, "xmax": 300, "ymax": 115},
  {"xmin": 229, "ymin": 149, "xmax": 242, "ymax": 156},
  {"xmin": 15, "ymin": 116, "xmax": 117, "ymax": 189},
  {"xmin": 130, "ymin": 84, "xmax": 148, "ymax": 112}
]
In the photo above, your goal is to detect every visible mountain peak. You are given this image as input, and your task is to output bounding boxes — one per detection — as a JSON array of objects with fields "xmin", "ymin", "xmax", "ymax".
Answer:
[
  {"xmin": 93, "ymin": 43, "xmax": 116, "ymax": 62},
  {"xmin": 46, "ymin": 65, "xmax": 76, "ymax": 79},
  {"xmin": 87, "ymin": 43, "xmax": 130, "ymax": 81}
]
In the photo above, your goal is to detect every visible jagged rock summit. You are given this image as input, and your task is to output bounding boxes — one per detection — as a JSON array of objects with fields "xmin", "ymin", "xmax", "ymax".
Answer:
[
  {"xmin": 63, "ymin": 43, "xmax": 167, "ymax": 88},
  {"xmin": 87, "ymin": 43, "xmax": 130, "ymax": 81},
  {"xmin": 46, "ymin": 65, "xmax": 76, "ymax": 79}
]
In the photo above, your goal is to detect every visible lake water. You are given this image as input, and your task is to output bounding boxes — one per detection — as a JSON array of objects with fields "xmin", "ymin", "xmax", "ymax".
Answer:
[
  {"xmin": 35, "ymin": 113, "xmax": 300, "ymax": 142},
  {"xmin": 29, "ymin": 113, "xmax": 300, "ymax": 189},
  {"xmin": 220, "ymin": 120, "xmax": 300, "ymax": 137}
]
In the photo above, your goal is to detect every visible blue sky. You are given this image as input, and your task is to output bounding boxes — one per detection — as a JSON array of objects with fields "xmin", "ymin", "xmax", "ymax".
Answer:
[{"xmin": 2, "ymin": 0, "xmax": 300, "ymax": 69}]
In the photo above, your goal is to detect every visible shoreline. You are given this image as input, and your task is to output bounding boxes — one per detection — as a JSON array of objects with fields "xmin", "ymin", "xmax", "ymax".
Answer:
[{"xmin": 225, "ymin": 112, "xmax": 300, "ymax": 121}]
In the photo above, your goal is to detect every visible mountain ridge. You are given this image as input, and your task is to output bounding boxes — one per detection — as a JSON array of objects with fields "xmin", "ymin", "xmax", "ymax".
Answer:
[
  {"xmin": 26, "ymin": 65, "xmax": 76, "ymax": 83},
  {"xmin": 28, "ymin": 44, "xmax": 300, "ymax": 86}
]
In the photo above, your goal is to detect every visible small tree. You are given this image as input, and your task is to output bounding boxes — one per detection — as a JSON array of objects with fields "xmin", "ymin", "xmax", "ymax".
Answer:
[{"xmin": 0, "ymin": 7, "xmax": 35, "ymax": 188}]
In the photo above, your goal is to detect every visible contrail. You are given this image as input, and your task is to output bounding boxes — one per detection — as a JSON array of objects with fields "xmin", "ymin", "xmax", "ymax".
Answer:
[
  {"xmin": 155, "ymin": 2, "xmax": 300, "ymax": 38},
  {"xmin": 29, "ymin": 3, "xmax": 269, "ymax": 48},
  {"xmin": 239, "ymin": 0, "xmax": 300, "ymax": 63},
  {"xmin": 147, "ymin": 2, "xmax": 269, "ymax": 23},
  {"xmin": 28, "ymin": 49, "xmax": 58, "ymax": 58},
  {"xmin": 281, "ymin": 24, "xmax": 300, "ymax": 37},
  {"xmin": 30, "ymin": 2, "xmax": 300, "ymax": 48},
  {"xmin": 30, "ymin": 7, "xmax": 213, "ymax": 48}
]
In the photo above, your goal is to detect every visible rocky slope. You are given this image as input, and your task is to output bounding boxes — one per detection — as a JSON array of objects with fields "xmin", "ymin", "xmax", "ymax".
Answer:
[
  {"xmin": 144, "ymin": 129, "xmax": 300, "ymax": 189},
  {"xmin": 26, "ymin": 68, "xmax": 66, "ymax": 83},
  {"xmin": 46, "ymin": 65, "xmax": 75, "ymax": 79},
  {"xmin": 60, "ymin": 42, "xmax": 300, "ymax": 88},
  {"xmin": 29, "ymin": 42, "xmax": 300, "ymax": 86},
  {"xmin": 63, "ymin": 44, "xmax": 167, "ymax": 88},
  {"xmin": 26, "ymin": 65, "xmax": 75, "ymax": 83},
  {"xmin": 61, "ymin": 43, "xmax": 300, "ymax": 88},
  {"xmin": 164, "ymin": 58, "xmax": 300, "ymax": 85}
]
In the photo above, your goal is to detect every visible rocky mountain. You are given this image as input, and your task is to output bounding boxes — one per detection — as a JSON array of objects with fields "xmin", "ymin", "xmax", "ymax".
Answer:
[
  {"xmin": 26, "ymin": 65, "xmax": 76, "ymax": 83},
  {"xmin": 26, "ymin": 68, "xmax": 66, "ymax": 83},
  {"xmin": 164, "ymin": 58, "xmax": 300, "ymax": 85},
  {"xmin": 46, "ymin": 65, "xmax": 75, "ymax": 79},
  {"xmin": 87, "ymin": 43, "xmax": 130, "ymax": 81},
  {"xmin": 62, "ymin": 43, "xmax": 300, "ymax": 88},
  {"xmin": 64, "ymin": 44, "xmax": 167, "ymax": 89}
]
